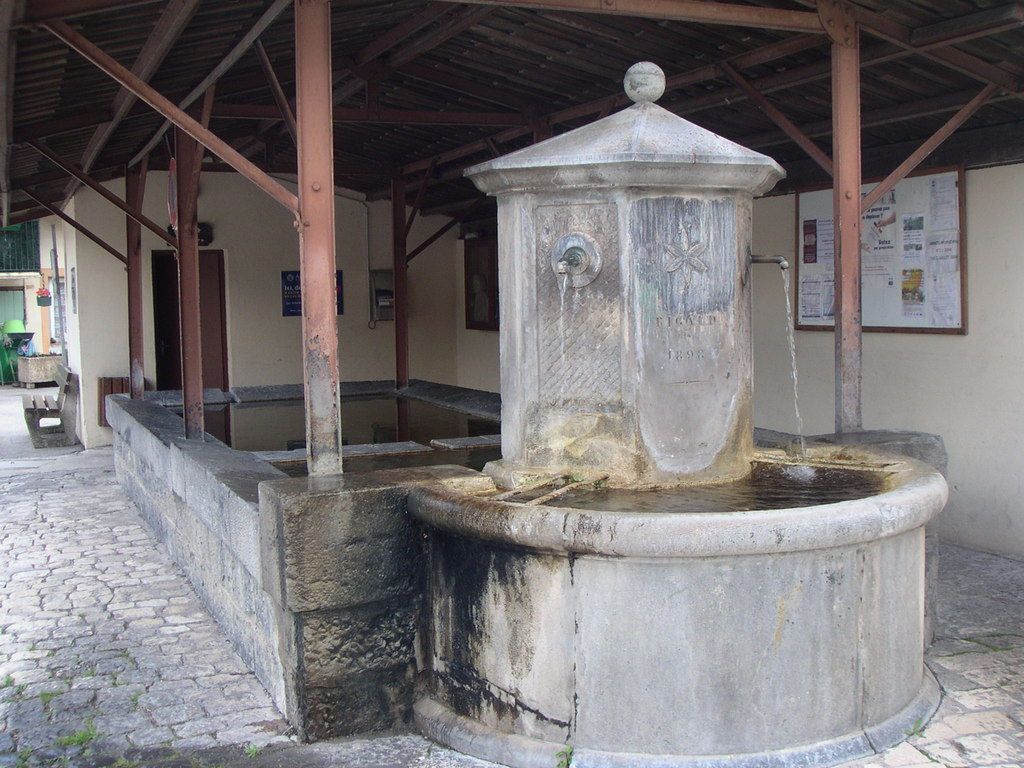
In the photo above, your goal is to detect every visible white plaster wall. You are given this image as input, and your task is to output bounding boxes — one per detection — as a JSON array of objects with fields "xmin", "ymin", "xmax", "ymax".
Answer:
[
  {"xmin": 58, "ymin": 189, "xmax": 131, "ymax": 448},
  {"xmin": 752, "ymin": 164, "xmax": 1024, "ymax": 560},
  {"xmin": 65, "ymin": 171, "xmax": 460, "ymax": 447}
]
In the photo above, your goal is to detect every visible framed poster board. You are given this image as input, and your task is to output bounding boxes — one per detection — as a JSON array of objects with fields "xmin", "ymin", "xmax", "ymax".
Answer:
[{"xmin": 795, "ymin": 167, "xmax": 966, "ymax": 334}]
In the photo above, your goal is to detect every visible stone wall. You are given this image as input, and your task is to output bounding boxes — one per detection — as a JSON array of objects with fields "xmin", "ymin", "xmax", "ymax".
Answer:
[
  {"xmin": 108, "ymin": 396, "xmax": 292, "ymax": 712},
  {"xmin": 107, "ymin": 394, "xmax": 487, "ymax": 741}
]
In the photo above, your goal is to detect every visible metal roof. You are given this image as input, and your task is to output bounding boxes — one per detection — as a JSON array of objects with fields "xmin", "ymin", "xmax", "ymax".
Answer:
[{"xmin": 3, "ymin": 0, "xmax": 1024, "ymax": 225}]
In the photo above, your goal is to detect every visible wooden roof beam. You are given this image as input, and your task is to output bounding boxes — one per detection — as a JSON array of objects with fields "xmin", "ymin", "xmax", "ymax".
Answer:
[
  {"xmin": 400, "ymin": 32, "xmax": 826, "ymax": 176},
  {"xmin": 911, "ymin": 4, "xmax": 1024, "ymax": 47},
  {"xmin": 64, "ymin": 0, "xmax": 201, "ymax": 204},
  {"xmin": 22, "ymin": 189, "xmax": 127, "ymax": 265},
  {"xmin": 212, "ymin": 102, "xmax": 531, "ymax": 126},
  {"xmin": 255, "ymin": 39, "xmax": 297, "ymax": 145},
  {"xmin": 436, "ymin": 0, "xmax": 823, "ymax": 33},
  {"xmin": 28, "ymin": 138, "xmax": 178, "ymax": 248},
  {"xmin": 43, "ymin": 19, "xmax": 299, "ymax": 215},
  {"xmin": 718, "ymin": 60, "xmax": 832, "ymax": 175},
  {"xmin": 0, "ymin": 0, "xmax": 18, "ymax": 225},
  {"xmin": 740, "ymin": 87, "xmax": 1016, "ymax": 152},
  {"xmin": 332, "ymin": 4, "xmax": 498, "ymax": 104},
  {"xmin": 129, "ymin": 0, "xmax": 292, "ymax": 166},
  {"xmin": 15, "ymin": 0, "xmax": 158, "ymax": 26},
  {"xmin": 860, "ymin": 83, "xmax": 998, "ymax": 213}
]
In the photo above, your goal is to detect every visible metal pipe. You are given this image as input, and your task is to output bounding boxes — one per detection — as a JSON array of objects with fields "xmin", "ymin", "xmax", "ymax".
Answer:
[{"xmin": 750, "ymin": 253, "xmax": 790, "ymax": 270}]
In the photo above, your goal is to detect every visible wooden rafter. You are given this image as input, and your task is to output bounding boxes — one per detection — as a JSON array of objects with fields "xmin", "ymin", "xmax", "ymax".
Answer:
[
  {"xmin": 333, "ymin": 4, "xmax": 495, "ymax": 104},
  {"xmin": 861, "ymin": 83, "xmax": 999, "ymax": 212},
  {"xmin": 129, "ymin": 0, "xmax": 292, "ymax": 166},
  {"xmin": 23, "ymin": 189, "xmax": 127, "ymax": 265},
  {"xmin": 0, "ymin": 0, "xmax": 19, "ymax": 225},
  {"xmin": 255, "ymin": 39, "xmax": 297, "ymax": 145},
  {"xmin": 62, "ymin": 0, "xmax": 200, "ymax": 207},
  {"xmin": 14, "ymin": 0, "xmax": 156, "ymax": 26},
  {"xmin": 718, "ymin": 60, "xmax": 833, "ymax": 175},
  {"xmin": 401, "ymin": 32, "xmax": 827, "ymax": 176},
  {"xmin": 43, "ymin": 19, "xmax": 299, "ymax": 215},
  {"xmin": 28, "ymin": 139, "xmax": 178, "ymax": 248},
  {"xmin": 213, "ymin": 102, "xmax": 530, "ymax": 126},
  {"xmin": 437, "ymin": 0, "xmax": 824, "ymax": 33}
]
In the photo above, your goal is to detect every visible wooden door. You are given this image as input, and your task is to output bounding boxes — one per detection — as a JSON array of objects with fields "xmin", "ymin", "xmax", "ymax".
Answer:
[{"xmin": 151, "ymin": 250, "xmax": 230, "ymax": 442}]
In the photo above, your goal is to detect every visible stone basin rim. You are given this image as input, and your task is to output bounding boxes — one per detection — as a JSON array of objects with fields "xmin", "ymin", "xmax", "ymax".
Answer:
[{"xmin": 407, "ymin": 451, "xmax": 948, "ymax": 558}]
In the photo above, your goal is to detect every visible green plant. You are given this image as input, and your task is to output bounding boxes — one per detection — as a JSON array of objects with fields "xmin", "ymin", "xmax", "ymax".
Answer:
[
  {"xmin": 54, "ymin": 719, "xmax": 100, "ymax": 747},
  {"xmin": 1, "ymin": 675, "xmax": 14, "ymax": 688},
  {"xmin": 39, "ymin": 690, "xmax": 62, "ymax": 706},
  {"xmin": 556, "ymin": 744, "xmax": 573, "ymax": 767},
  {"xmin": 905, "ymin": 717, "xmax": 926, "ymax": 737},
  {"xmin": 15, "ymin": 748, "xmax": 32, "ymax": 768},
  {"xmin": 113, "ymin": 759, "xmax": 142, "ymax": 768},
  {"xmin": 244, "ymin": 744, "xmax": 262, "ymax": 759},
  {"xmin": 129, "ymin": 692, "xmax": 141, "ymax": 710}
]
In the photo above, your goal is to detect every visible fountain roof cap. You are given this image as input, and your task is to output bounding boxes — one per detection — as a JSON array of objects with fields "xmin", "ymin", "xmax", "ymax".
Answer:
[{"xmin": 466, "ymin": 99, "xmax": 785, "ymax": 196}]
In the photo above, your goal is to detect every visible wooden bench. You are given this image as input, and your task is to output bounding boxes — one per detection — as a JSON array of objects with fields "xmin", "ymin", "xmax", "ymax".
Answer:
[{"xmin": 22, "ymin": 365, "xmax": 77, "ymax": 448}]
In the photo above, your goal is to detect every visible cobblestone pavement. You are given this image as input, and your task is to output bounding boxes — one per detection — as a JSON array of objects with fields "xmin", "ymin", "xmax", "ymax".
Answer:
[{"xmin": 1, "ymin": 385, "xmax": 1023, "ymax": 767}]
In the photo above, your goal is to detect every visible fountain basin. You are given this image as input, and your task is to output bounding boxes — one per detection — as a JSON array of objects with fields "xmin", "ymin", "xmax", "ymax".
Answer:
[{"xmin": 409, "ymin": 447, "xmax": 946, "ymax": 768}]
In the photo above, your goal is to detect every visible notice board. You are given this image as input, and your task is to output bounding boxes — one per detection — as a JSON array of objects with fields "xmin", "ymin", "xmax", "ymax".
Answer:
[{"xmin": 795, "ymin": 167, "xmax": 965, "ymax": 333}]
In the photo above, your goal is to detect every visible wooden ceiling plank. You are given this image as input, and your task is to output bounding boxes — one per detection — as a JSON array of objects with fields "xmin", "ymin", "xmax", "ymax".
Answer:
[
  {"xmin": 398, "ymin": 62, "xmax": 540, "ymax": 113},
  {"xmin": 212, "ymin": 101, "xmax": 530, "ymax": 125},
  {"xmin": 255, "ymin": 39, "xmax": 298, "ymax": 145},
  {"xmin": 861, "ymin": 83, "xmax": 998, "ymax": 212},
  {"xmin": 129, "ymin": 0, "xmax": 292, "ymax": 166},
  {"xmin": 0, "ymin": 0, "xmax": 20, "ymax": 225},
  {"xmin": 65, "ymin": 0, "xmax": 201, "ymax": 203},
  {"xmin": 43, "ymin": 19, "xmax": 299, "ymax": 214},
  {"xmin": 17, "ymin": 0, "xmax": 157, "ymax": 26},
  {"xmin": 719, "ymin": 60, "xmax": 832, "ymax": 175},
  {"xmin": 825, "ymin": 2, "xmax": 1023, "ymax": 93},
  {"xmin": 352, "ymin": 2, "xmax": 452, "ymax": 69},
  {"xmin": 28, "ymin": 138, "xmax": 178, "ymax": 247},
  {"xmin": 333, "ymin": 5, "xmax": 498, "ymax": 104},
  {"xmin": 401, "ymin": 32, "xmax": 829, "ymax": 175},
  {"xmin": 435, "ymin": 0, "xmax": 823, "ymax": 34},
  {"xmin": 911, "ymin": 4, "xmax": 1024, "ymax": 47}
]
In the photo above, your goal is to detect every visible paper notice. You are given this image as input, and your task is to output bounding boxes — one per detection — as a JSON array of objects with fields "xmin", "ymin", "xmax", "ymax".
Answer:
[
  {"xmin": 800, "ymin": 274, "xmax": 834, "ymax": 321},
  {"xmin": 931, "ymin": 271, "xmax": 960, "ymax": 327},
  {"xmin": 817, "ymin": 217, "xmax": 834, "ymax": 263},
  {"xmin": 862, "ymin": 197, "xmax": 896, "ymax": 275},
  {"xmin": 901, "ymin": 213, "xmax": 925, "ymax": 265},
  {"xmin": 901, "ymin": 268, "xmax": 925, "ymax": 319},
  {"xmin": 929, "ymin": 176, "xmax": 958, "ymax": 231}
]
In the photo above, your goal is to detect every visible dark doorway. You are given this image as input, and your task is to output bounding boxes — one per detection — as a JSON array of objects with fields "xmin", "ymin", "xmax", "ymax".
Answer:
[{"xmin": 152, "ymin": 250, "xmax": 230, "ymax": 443}]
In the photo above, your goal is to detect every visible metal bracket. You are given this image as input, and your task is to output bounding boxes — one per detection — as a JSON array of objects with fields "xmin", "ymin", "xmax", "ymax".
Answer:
[{"xmin": 818, "ymin": 0, "xmax": 858, "ymax": 48}]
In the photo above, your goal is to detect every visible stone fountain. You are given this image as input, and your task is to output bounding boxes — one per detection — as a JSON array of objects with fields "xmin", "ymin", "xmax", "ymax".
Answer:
[{"xmin": 408, "ymin": 64, "xmax": 946, "ymax": 768}]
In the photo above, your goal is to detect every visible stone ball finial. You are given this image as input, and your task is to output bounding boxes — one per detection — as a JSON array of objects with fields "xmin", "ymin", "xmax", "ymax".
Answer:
[{"xmin": 624, "ymin": 61, "xmax": 665, "ymax": 104}]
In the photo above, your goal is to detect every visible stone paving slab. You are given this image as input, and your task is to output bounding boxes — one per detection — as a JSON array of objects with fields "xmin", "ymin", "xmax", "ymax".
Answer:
[{"xmin": 1, "ymin": 385, "xmax": 1024, "ymax": 767}]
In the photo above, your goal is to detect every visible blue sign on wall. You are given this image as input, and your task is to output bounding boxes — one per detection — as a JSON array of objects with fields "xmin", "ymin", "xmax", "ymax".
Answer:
[{"xmin": 281, "ymin": 270, "xmax": 343, "ymax": 316}]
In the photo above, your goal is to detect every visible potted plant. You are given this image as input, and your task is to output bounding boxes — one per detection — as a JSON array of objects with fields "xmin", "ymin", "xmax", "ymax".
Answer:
[{"xmin": 36, "ymin": 287, "xmax": 51, "ymax": 306}]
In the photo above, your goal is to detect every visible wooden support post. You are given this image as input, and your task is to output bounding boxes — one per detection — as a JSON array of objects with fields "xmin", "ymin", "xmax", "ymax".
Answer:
[
  {"xmin": 295, "ymin": 0, "xmax": 343, "ymax": 476},
  {"xmin": 175, "ymin": 125, "xmax": 204, "ymax": 440},
  {"xmin": 392, "ymin": 176, "xmax": 409, "ymax": 391},
  {"xmin": 125, "ymin": 159, "xmax": 147, "ymax": 400},
  {"xmin": 830, "ymin": 13, "xmax": 863, "ymax": 433}
]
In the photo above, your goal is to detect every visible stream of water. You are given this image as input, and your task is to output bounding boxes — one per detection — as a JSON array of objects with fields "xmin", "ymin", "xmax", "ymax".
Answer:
[{"xmin": 781, "ymin": 268, "xmax": 806, "ymax": 456}]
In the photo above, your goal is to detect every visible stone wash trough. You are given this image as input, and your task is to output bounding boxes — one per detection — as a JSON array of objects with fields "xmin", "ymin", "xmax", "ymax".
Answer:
[{"xmin": 109, "ymin": 62, "xmax": 949, "ymax": 768}]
